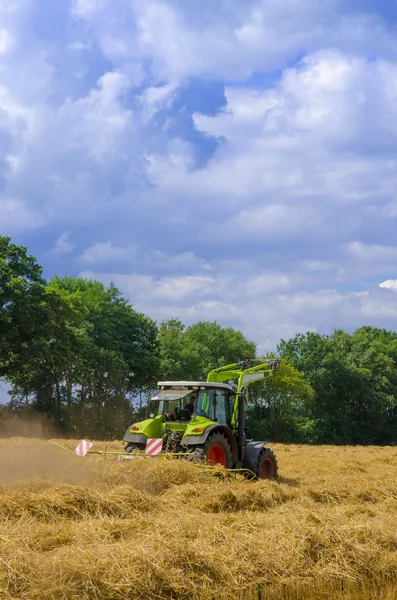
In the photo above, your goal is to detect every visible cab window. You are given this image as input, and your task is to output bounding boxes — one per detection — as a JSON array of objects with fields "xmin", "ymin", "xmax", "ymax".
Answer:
[
  {"xmin": 196, "ymin": 389, "xmax": 215, "ymax": 420},
  {"xmin": 215, "ymin": 389, "xmax": 231, "ymax": 426}
]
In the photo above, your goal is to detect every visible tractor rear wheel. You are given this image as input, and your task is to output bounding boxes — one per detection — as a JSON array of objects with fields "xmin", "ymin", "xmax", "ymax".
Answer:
[
  {"xmin": 200, "ymin": 432, "xmax": 233, "ymax": 468},
  {"xmin": 256, "ymin": 448, "xmax": 278, "ymax": 480}
]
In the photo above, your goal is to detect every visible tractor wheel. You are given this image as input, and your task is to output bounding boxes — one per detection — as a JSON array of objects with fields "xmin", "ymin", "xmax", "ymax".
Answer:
[
  {"xmin": 256, "ymin": 448, "xmax": 278, "ymax": 480},
  {"xmin": 124, "ymin": 442, "xmax": 145, "ymax": 453},
  {"xmin": 199, "ymin": 432, "xmax": 233, "ymax": 468}
]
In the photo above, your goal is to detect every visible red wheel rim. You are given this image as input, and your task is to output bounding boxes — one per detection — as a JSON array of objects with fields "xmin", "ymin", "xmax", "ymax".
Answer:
[
  {"xmin": 260, "ymin": 457, "xmax": 274, "ymax": 480},
  {"xmin": 207, "ymin": 444, "xmax": 226, "ymax": 467}
]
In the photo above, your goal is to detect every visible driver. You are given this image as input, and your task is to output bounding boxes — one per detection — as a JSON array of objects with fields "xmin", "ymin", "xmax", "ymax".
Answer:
[{"xmin": 185, "ymin": 394, "xmax": 196, "ymax": 415}]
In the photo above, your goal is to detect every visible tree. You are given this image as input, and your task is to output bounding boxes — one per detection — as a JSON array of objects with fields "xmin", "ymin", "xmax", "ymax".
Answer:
[
  {"xmin": 158, "ymin": 318, "xmax": 257, "ymax": 380},
  {"xmin": 246, "ymin": 359, "xmax": 315, "ymax": 442},
  {"xmin": 46, "ymin": 277, "xmax": 159, "ymax": 437},
  {"xmin": 0, "ymin": 236, "xmax": 46, "ymax": 380},
  {"xmin": 6, "ymin": 286, "xmax": 85, "ymax": 420},
  {"xmin": 7, "ymin": 275, "xmax": 159, "ymax": 438},
  {"xmin": 278, "ymin": 327, "xmax": 397, "ymax": 445},
  {"xmin": 184, "ymin": 321, "xmax": 257, "ymax": 376},
  {"xmin": 158, "ymin": 318, "xmax": 188, "ymax": 380},
  {"xmin": 4, "ymin": 234, "xmax": 397, "ymax": 446}
]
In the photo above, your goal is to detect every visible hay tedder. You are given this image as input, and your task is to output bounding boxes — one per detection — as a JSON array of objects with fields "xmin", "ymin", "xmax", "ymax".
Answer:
[{"xmin": 123, "ymin": 358, "xmax": 280, "ymax": 480}]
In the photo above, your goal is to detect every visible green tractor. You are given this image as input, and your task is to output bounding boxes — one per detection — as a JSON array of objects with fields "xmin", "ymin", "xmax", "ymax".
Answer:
[{"xmin": 123, "ymin": 358, "xmax": 280, "ymax": 479}]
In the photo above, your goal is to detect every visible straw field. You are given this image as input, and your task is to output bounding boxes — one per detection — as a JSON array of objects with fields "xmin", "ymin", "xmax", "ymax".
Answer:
[{"xmin": 1, "ymin": 438, "xmax": 397, "ymax": 600}]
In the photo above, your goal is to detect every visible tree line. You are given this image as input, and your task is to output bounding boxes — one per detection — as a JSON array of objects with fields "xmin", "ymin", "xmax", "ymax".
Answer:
[{"xmin": 1, "ymin": 235, "xmax": 396, "ymax": 444}]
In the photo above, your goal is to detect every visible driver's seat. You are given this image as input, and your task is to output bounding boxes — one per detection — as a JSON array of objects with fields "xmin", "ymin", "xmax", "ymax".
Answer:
[{"xmin": 174, "ymin": 407, "xmax": 192, "ymax": 422}]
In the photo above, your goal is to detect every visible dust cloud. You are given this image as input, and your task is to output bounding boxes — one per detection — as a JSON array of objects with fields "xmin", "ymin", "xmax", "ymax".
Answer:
[
  {"xmin": 0, "ymin": 412, "xmax": 55, "ymax": 439},
  {"xmin": 0, "ymin": 437, "xmax": 97, "ymax": 486},
  {"xmin": 0, "ymin": 413, "xmax": 102, "ymax": 485}
]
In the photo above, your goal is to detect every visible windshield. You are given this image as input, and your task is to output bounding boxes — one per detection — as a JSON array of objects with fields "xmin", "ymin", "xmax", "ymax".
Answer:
[
  {"xmin": 145, "ymin": 389, "xmax": 194, "ymax": 420},
  {"xmin": 146, "ymin": 387, "xmax": 223, "ymax": 421},
  {"xmin": 162, "ymin": 392, "xmax": 197, "ymax": 421},
  {"xmin": 162, "ymin": 389, "xmax": 217, "ymax": 421},
  {"xmin": 145, "ymin": 399, "xmax": 164, "ymax": 418}
]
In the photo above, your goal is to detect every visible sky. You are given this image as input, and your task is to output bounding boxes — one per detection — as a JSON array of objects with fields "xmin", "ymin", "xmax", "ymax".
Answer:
[{"xmin": 1, "ymin": 0, "xmax": 397, "ymax": 355}]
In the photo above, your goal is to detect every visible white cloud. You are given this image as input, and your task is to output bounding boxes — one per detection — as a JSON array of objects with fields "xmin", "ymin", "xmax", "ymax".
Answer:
[
  {"xmin": 0, "ymin": 29, "xmax": 12, "ymax": 55},
  {"xmin": 71, "ymin": 0, "xmax": 397, "ymax": 81},
  {"xmin": 0, "ymin": 0, "xmax": 396, "ymax": 348},
  {"xmin": 382, "ymin": 202, "xmax": 397, "ymax": 218},
  {"xmin": 80, "ymin": 241, "xmax": 211, "ymax": 272},
  {"xmin": 0, "ymin": 197, "xmax": 44, "ymax": 232},
  {"xmin": 53, "ymin": 232, "xmax": 75, "ymax": 254},
  {"xmin": 153, "ymin": 275, "xmax": 215, "ymax": 299},
  {"xmin": 178, "ymin": 53, "xmax": 397, "ymax": 250},
  {"xmin": 80, "ymin": 241, "xmax": 139, "ymax": 264},
  {"xmin": 242, "ymin": 273, "xmax": 291, "ymax": 295},
  {"xmin": 348, "ymin": 242, "xmax": 397, "ymax": 262},
  {"xmin": 72, "ymin": 0, "xmax": 105, "ymax": 18},
  {"xmin": 0, "ymin": 67, "xmax": 148, "ymax": 230},
  {"xmin": 62, "ymin": 71, "xmax": 134, "ymax": 161},
  {"xmin": 61, "ymin": 45, "xmax": 397, "ymax": 344},
  {"xmin": 78, "ymin": 265, "xmax": 397, "ymax": 349},
  {"xmin": 379, "ymin": 280, "xmax": 397, "ymax": 292},
  {"xmin": 139, "ymin": 82, "xmax": 178, "ymax": 124},
  {"xmin": 195, "ymin": 51, "xmax": 397, "ymax": 152},
  {"xmin": 81, "ymin": 270, "xmax": 216, "ymax": 300},
  {"xmin": 2, "ymin": 9, "xmax": 397, "ymax": 240},
  {"xmin": 67, "ymin": 40, "xmax": 92, "ymax": 52},
  {"xmin": 0, "ymin": 1, "xmax": 21, "ymax": 15}
]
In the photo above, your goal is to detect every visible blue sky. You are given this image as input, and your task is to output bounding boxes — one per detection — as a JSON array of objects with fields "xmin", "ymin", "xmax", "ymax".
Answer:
[{"xmin": 1, "ymin": 0, "xmax": 397, "ymax": 354}]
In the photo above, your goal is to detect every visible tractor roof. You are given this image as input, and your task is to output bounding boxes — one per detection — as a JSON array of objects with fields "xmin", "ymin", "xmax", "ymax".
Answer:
[{"xmin": 158, "ymin": 381, "xmax": 233, "ymax": 391}]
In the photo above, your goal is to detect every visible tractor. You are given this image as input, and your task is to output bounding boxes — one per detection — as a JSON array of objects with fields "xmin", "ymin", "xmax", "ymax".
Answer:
[{"xmin": 123, "ymin": 358, "xmax": 280, "ymax": 479}]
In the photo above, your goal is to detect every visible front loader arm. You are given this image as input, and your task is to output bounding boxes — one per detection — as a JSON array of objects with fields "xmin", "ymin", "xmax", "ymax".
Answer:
[
  {"xmin": 207, "ymin": 359, "xmax": 280, "ymax": 387},
  {"xmin": 207, "ymin": 359, "xmax": 281, "ymax": 427},
  {"xmin": 206, "ymin": 362, "xmax": 246, "ymax": 384}
]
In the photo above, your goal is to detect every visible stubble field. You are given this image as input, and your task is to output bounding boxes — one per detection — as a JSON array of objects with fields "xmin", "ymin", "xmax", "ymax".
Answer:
[{"xmin": 0, "ymin": 438, "xmax": 397, "ymax": 599}]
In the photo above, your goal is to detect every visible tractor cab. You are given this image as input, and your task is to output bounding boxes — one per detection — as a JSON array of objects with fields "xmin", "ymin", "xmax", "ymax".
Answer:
[
  {"xmin": 123, "ymin": 381, "xmax": 234, "ymax": 452},
  {"xmin": 152, "ymin": 382, "xmax": 234, "ymax": 425}
]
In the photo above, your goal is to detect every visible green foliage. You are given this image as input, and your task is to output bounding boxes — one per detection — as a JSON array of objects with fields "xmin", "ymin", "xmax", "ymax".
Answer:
[
  {"xmin": 0, "ymin": 236, "xmax": 46, "ymax": 379},
  {"xmin": 246, "ymin": 359, "xmax": 315, "ymax": 442},
  {"xmin": 0, "ymin": 237, "xmax": 159, "ymax": 438},
  {"xmin": 50, "ymin": 276, "xmax": 159, "ymax": 392},
  {"xmin": 158, "ymin": 318, "xmax": 256, "ymax": 380},
  {"xmin": 2, "ymin": 234, "xmax": 397, "ymax": 445},
  {"xmin": 278, "ymin": 327, "xmax": 397, "ymax": 444}
]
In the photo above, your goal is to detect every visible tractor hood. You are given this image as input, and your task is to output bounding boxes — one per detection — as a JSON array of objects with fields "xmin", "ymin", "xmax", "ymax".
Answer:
[
  {"xmin": 183, "ymin": 415, "xmax": 214, "ymax": 436},
  {"xmin": 128, "ymin": 414, "xmax": 163, "ymax": 439},
  {"xmin": 124, "ymin": 413, "xmax": 215, "ymax": 444}
]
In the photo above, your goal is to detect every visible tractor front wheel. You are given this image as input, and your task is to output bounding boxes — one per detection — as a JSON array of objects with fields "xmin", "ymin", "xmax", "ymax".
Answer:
[
  {"xmin": 198, "ymin": 432, "xmax": 233, "ymax": 468},
  {"xmin": 256, "ymin": 448, "xmax": 278, "ymax": 480},
  {"xmin": 124, "ymin": 442, "xmax": 145, "ymax": 453}
]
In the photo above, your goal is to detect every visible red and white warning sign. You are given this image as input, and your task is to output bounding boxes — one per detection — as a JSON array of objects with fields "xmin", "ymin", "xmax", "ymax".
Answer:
[
  {"xmin": 74, "ymin": 440, "xmax": 93, "ymax": 457},
  {"xmin": 145, "ymin": 438, "xmax": 163, "ymax": 456}
]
